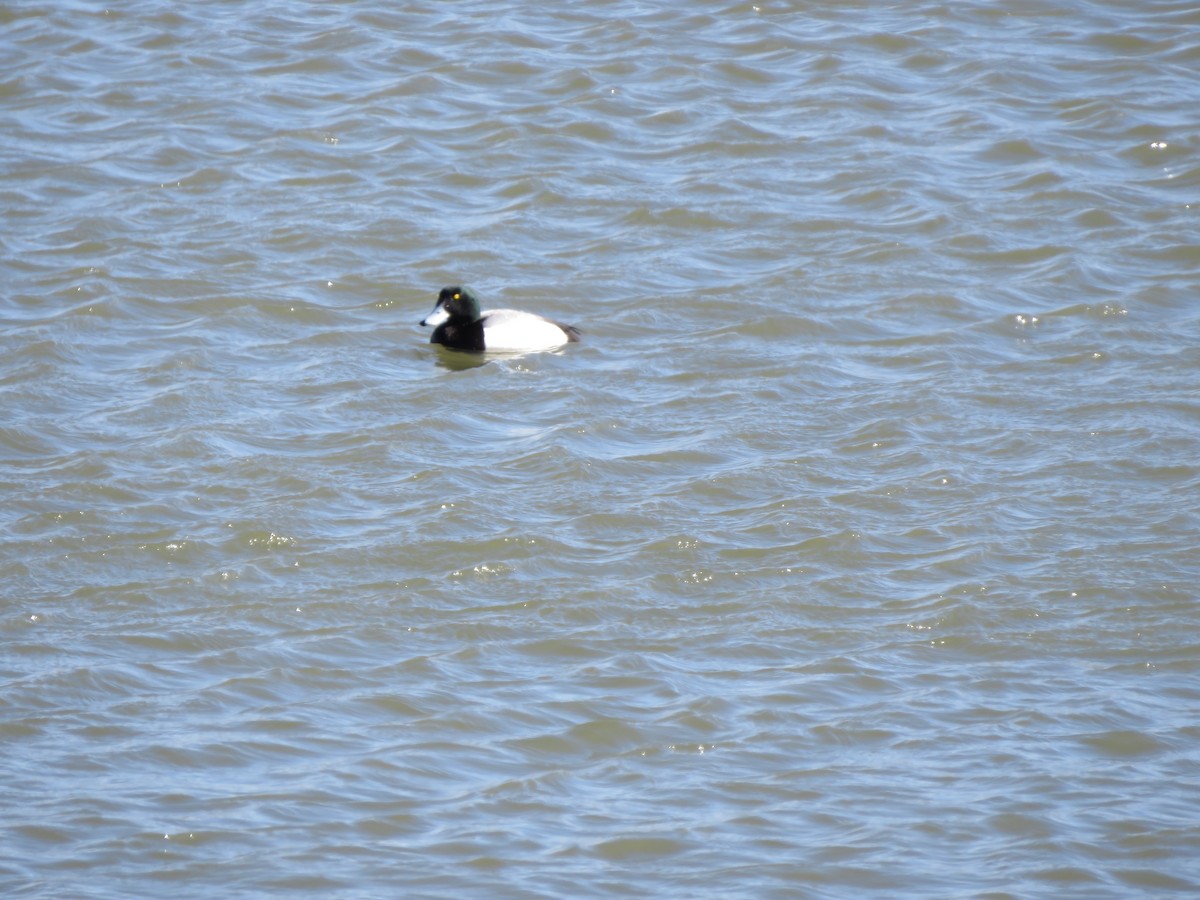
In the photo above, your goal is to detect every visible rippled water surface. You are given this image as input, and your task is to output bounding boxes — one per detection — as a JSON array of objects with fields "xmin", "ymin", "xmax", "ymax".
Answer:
[{"xmin": 3, "ymin": 1, "xmax": 1200, "ymax": 896}]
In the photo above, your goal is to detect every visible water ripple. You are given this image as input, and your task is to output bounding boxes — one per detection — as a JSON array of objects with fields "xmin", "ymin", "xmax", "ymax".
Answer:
[{"xmin": 4, "ymin": 0, "xmax": 1200, "ymax": 896}]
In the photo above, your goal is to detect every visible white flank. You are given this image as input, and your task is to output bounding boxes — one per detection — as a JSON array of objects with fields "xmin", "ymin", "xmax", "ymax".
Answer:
[{"xmin": 479, "ymin": 309, "xmax": 570, "ymax": 351}]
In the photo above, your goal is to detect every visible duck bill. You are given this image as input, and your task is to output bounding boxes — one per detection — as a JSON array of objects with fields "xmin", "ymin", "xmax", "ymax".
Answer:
[{"xmin": 420, "ymin": 305, "xmax": 450, "ymax": 327}]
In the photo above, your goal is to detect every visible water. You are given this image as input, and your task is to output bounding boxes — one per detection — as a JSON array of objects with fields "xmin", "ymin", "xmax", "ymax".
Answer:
[{"xmin": 3, "ymin": 1, "xmax": 1199, "ymax": 896}]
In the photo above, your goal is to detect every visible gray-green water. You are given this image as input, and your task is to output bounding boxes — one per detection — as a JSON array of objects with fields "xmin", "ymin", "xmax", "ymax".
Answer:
[{"xmin": 3, "ymin": 1, "xmax": 1199, "ymax": 896}]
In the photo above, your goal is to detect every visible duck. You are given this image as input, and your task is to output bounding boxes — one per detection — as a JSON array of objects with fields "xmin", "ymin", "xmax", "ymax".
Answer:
[{"xmin": 420, "ymin": 286, "xmax": 581, "ymax": 352}]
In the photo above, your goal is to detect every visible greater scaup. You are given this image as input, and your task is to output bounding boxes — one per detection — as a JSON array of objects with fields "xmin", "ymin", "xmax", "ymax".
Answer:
[{"xmin": 420, "ymin": 286, "xmax": 580, "ymax": 353}]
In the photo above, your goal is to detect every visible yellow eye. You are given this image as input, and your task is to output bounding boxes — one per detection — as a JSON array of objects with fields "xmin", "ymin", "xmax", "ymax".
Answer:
[{"xmin": 452, "ymin": 293, "xmax": 460, "ymax": 300}]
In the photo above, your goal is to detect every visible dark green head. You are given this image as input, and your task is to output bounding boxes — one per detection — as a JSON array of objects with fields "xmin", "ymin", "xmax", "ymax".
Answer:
[{"xmin": 423, "ymin": 286, "xmax": 482, "ymax": 325}]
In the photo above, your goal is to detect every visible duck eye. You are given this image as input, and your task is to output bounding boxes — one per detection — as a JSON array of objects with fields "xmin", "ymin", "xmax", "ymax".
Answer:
[{"xmin": 452, "ymin": 293, "xmax": 460, "ymax": 300}]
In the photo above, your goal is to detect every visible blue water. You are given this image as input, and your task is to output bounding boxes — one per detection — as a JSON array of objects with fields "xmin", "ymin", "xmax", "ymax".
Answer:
[{"xmin": 2, "ymin": 1, "xmax": 1199, "ymax": 896}]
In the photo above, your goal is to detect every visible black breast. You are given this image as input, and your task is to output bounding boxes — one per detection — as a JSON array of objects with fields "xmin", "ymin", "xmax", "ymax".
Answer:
[{"xmin": 431, "ymin": 319, "xmax": 486, "ymax": 352}]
